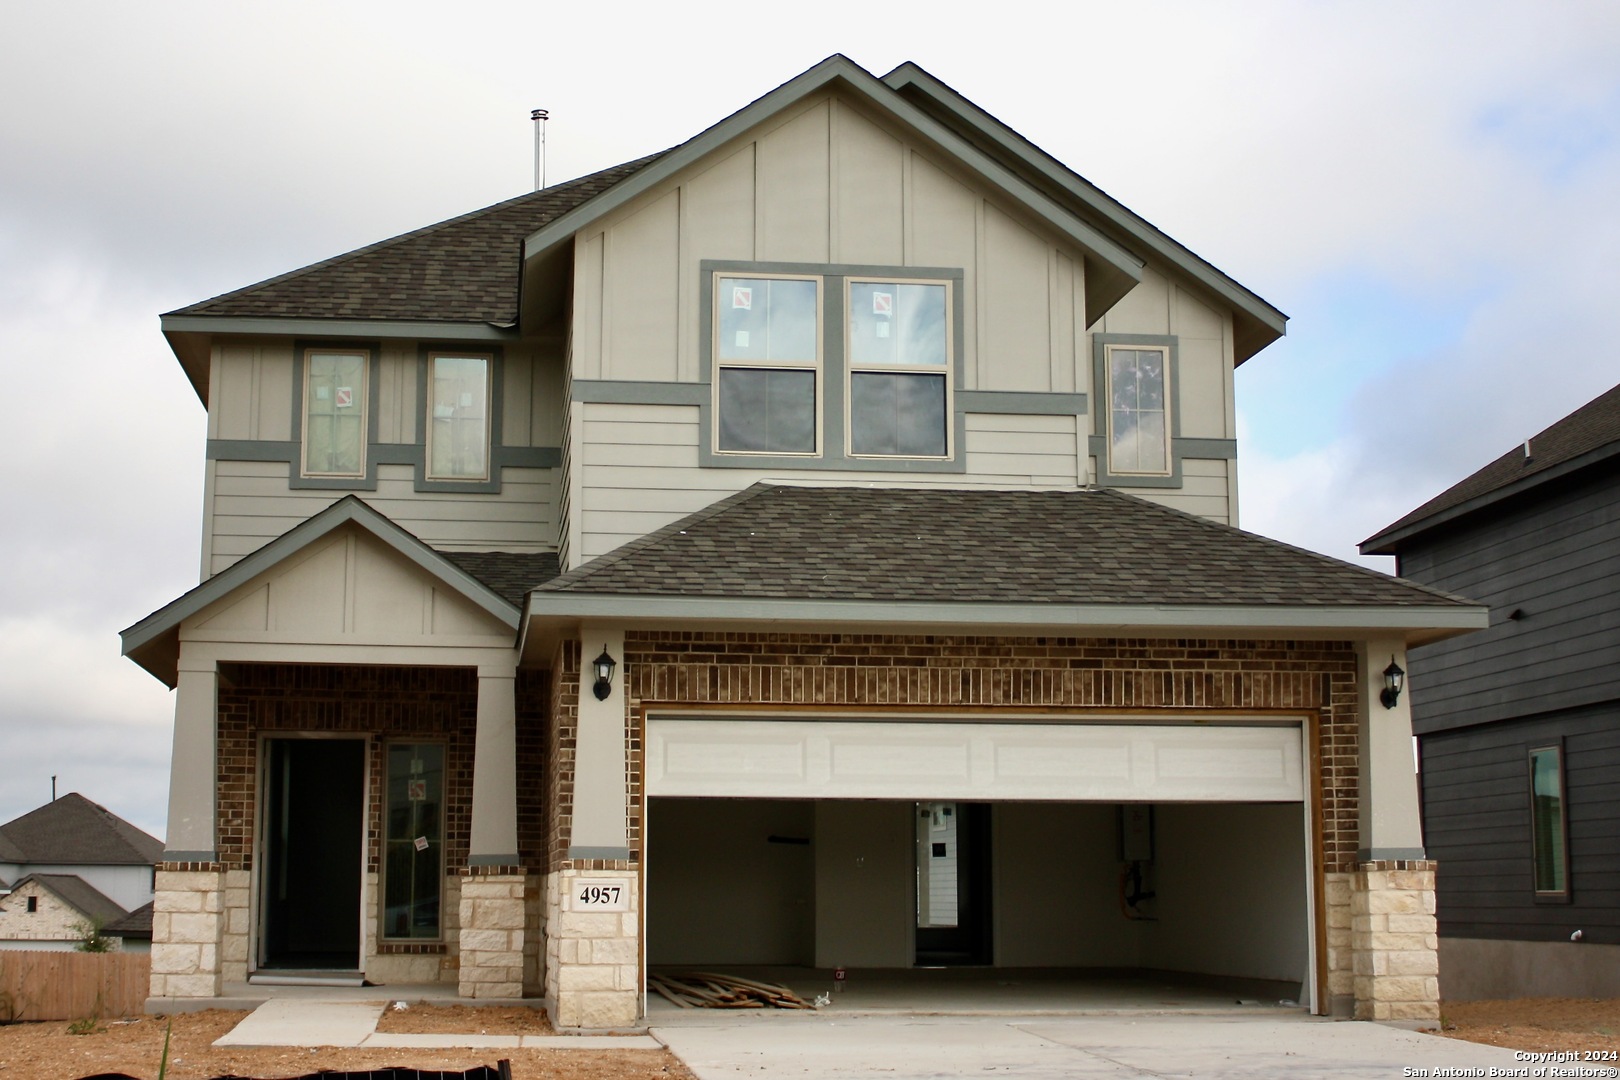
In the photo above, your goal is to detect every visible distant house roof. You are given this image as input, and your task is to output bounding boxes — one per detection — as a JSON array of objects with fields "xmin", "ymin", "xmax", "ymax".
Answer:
[
  {"xmin": 525, "ymin": 484, "xmax": 1484, "ymax": 646},
  {"xmin": 0, "ymin": 794, "xmax": 163, "ymax": 867},
  {"xmin": 8, "ymin": 874, "xmax": 128, "ymax": 927},
  {"xmin": 167, "ymin": 153, "xmax": 666, "ymax": 325},
  {"xmin": 103, "ymin": 901, "xmax": 154, "ymax": 941},
  {"xmin": 1363, "ymin": 383, "xmax": 1620, "ymax": 555}
]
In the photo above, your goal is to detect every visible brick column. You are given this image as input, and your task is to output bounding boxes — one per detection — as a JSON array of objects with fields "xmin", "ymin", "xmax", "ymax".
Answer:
[
  {"xmin": 149, "ymin": 863, "xmax": 225, "ymax": 1000},
  {"xmin": 1351, "ymin": 859, "xmax": 1439, "ymax": 1021}
]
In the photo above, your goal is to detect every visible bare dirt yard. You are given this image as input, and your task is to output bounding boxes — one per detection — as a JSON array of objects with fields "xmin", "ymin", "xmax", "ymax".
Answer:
[
  {"xmin": 0, "ymin": 1007, "xmax": 694, "ymax": 1080},
  {"xmin": 1435, "ymin": 996, "xmax": 1620, "ymax": 1055}
]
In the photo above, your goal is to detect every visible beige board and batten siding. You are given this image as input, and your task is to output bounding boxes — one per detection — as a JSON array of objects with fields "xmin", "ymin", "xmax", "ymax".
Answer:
[
  {"xmin": 204, "ymin": 340, "xmax": 565, "ymax": 576},
  {"xmin": 564, "ymin": 91, "xmax": 1240, "ymax": 562}
]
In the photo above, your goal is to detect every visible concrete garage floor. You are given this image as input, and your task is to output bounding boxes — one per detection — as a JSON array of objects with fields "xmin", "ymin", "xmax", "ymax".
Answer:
[
  {"xmin": 651, "ymin": 1013, "xmax": 1529, "ymax": 1080},
  {"xmin": 647, "ymin": 967, "xmax": 1304, "ymax": 1019}
]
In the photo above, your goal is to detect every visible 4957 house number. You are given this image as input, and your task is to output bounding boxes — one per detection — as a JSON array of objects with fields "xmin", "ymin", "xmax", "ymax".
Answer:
[{"xmin": 567, "ymin": 878, "xmax": 631, "ymax": 912}]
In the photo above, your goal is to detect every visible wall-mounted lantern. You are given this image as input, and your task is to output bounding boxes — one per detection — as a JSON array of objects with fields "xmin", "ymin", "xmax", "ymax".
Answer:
[
  {"xmin": 1380, "ymin": 658, "xmax": 1405, "ymax": 709},
  {"xmin": 591, "ymin": 646, "xmax": 617, "ymax": 702}
]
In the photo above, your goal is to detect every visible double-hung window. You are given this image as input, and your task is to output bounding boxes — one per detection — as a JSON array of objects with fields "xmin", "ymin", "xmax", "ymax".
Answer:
[
  {"xmin": 302, "ymin": 349, "xmax": 368, "ymax": 478},
  {"xmin": 1105, "ymin": 344, "xmax": 1171, "ymax": 475},
  {"xmin": 847, "ymin": 279, "xmax": 950, "ymax": 458},
  {"xmin": 713, "ymin": 274, "xmax": 820, "ymax": 454},
  {"xmin": 426, "ymin": 352, "xmax": 491, "ymax": 482}
]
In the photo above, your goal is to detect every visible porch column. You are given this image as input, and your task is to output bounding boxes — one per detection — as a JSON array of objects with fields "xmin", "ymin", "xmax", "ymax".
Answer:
[
  {"xmin": 460, "ymin": 661, "xmax": 526, "ymax": 1000},
  {"xmin": 468, "ymin": 664, "xmax": 519, "ymax": 865},
  {"xmin": 1351, "ymin": 638, "xmax": 1438, "ymax": 1023},
  {"xmin": 165, "ymin": 658, "xmax": 218, "ymax": 860},
  {"xmin": 570, "ymin": 624, "xmax": 628, "ymax": 859}
]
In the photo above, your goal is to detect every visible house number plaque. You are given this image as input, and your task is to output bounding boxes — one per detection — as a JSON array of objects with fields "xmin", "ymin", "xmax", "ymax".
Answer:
[{"xmin": 568, "ymin": 878, "xmax": 631, "ymax": 912}]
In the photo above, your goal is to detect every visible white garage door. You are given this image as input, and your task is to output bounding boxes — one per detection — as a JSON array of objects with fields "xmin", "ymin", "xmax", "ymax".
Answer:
[{"xmin": 646, "ymin": 717, "xmax": 1304, "ymax": 802}]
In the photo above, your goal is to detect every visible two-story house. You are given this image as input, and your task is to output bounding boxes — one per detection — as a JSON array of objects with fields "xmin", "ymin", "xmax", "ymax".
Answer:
[
  {"xmin": 1362, "ymin": 382, "xmax": 1620, "ymax": 1002},
  {"xmin": 121, "ymin": 56, "xmax": 1485, "ymax": 1026}
]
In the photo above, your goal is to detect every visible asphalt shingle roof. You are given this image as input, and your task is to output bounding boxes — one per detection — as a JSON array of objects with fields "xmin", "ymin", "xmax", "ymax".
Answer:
[
  {"xmin": 1364, "ymin": 382, "xmax": 1620, "ymax": 553},
  {"xmin": 0, "ymin": 794, "xmax": 164, "ymax": 866},
  {"xmin": 11, "ymin": 874, "xmax": 128, "ymax": 926},
  {"xmin": 439, "ymin": 550, "xmax": 561, "ymax": 608},
  {"xmin": 170, "ymin": 154, "xmax": 666, "ymax": 324},
  {"xmin": 103, "ymin": 901, "xmax": 154, "ymax": 940},
  {"xmin": 537, "ymin": 484, "xmax": 1473, "ymax": 609}
]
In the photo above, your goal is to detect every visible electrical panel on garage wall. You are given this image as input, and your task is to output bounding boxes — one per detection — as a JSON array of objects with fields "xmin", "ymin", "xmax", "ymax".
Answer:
[{"xmin": 1120, "ymin": 804, "xmax": 1155, "ymax": 862}]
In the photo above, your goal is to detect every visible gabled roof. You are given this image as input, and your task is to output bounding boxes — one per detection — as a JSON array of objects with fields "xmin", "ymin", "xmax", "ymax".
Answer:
[
  {"xmin": 7, "ymin": 873, "xmax": 128, "ymax": 927},
  {"xmin": 527, "ymin": 483, "xmax": 1484, "ymax": 645},
  {"xmin": 121, "ymin": 495, "xmax": 523, "ymax": 686},
  {"xmin": 0, "ymin": 794, "xmax": 163, "ymax": 867},
  {"xmin": 1363, "ymin": 382, "xmax": 1620, "ymax": 555},
  {"xmin": 438, "ymin": 551, "xmax": 560, "ymax": 608}
]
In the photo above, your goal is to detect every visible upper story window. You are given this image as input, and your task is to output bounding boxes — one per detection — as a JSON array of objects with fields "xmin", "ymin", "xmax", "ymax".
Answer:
[
  {"xmin": 302, "ymin": 349, "xmax": 369, "ymax": 478},
  {"xmin": 426, "ymin": 353, "xmax": 492, "ymax": 481},
  {"xmin": 1105, "ymin": 344, "xmax": 1170, "ymax": 475},
  {"xmin": 708, "ymin": 264, "xmax": 957, "ymax": 464},
  {"xmin": 1528, "ymin": 744, "xmax": 1570, "ymax": 900},
  {"xmin": 714, "ymin": 275, "xmax": 821, "ymax": 454},
  {"xmin": 847, "ymin": 279, "xmax": 950, "ymax": 458}
]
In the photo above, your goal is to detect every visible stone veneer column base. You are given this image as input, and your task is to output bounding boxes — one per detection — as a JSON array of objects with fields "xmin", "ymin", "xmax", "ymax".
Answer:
[
  {"xmin": 150, "ymin": 865, "xmax": 225, "ymax": 999},
  {"xmin": 544, "ymin": 869, "xmax": 640, "ymax": 1029},
  {"xmin": 458, "ymin": 870, "xmax": 528, "ymax": 999},
  {"xmin": 1323, "ymin": 871, "xmax": 1355, "ymax": 1017},
  {"xmin": 1351, "ymin": 859, "xmax": 1439, "ymax": 1022}
]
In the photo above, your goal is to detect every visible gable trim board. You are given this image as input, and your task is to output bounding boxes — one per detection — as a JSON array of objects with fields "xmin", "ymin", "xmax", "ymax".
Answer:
[
  {"xmin": 521, "ymin": 56, "xmax": 1146, "ymax": 329},
  {"xmin": 121, "ymin": 494, "xmax": 520, "ymax": 685}
]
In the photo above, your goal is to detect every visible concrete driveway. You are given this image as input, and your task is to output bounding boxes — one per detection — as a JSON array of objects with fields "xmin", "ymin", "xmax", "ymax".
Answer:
[{"xmin": 652, "ymin": 1012, "xmax": 1529, "ymax": 1079}]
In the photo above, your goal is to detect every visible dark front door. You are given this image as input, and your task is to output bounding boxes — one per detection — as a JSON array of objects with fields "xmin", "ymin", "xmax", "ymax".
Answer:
[
  {"xmin": 915, "ymin": 801, "xmax": 993, "ymax": 965},
  {"xmin": 260, "ymin": 738, "xmax": 365, "ymax": 970}
]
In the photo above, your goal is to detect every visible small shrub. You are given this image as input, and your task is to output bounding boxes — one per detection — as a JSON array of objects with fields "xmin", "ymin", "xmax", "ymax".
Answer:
[
  {"xmin": 73, "ymin": 917, "xmax": 114, "ymax": 953},
  {"xmin": 67, "ymin": 1015, "xmax": 101, "ymax": 1035}
]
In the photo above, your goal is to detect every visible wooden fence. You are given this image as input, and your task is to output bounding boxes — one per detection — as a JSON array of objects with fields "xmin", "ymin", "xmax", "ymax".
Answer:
[{"xmin": 0, "ymin": 950, "xmax": 150, "ymax": 1021}]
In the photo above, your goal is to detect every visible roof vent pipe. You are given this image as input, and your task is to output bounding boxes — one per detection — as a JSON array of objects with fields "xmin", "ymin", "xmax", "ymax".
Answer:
[
  {"xmin": 1523, "ymin": 438, "xmax": 1533, "ymax": 462},
  {"xmin": 531, "ymin": 109, "xmax": 550, "ymax": 191}
]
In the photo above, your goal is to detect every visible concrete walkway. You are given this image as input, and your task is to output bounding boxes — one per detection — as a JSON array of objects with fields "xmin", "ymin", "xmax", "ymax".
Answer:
[
  {"xmin": 651, "ymin": 1012, "xmax": 1531, "ymax": 1079},
  {"xmin": 214, "ymin": 998, "xmax": 662, "ymax": 1050}
]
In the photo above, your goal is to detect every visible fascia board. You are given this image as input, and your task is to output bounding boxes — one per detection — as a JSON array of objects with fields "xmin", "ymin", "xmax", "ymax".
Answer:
[
  {"xmin": 121, "ymin": 497, "xmax": 520, "ymax": 662},
  {"xmin": 1361, "ymin": 440, "xmax": 1620, "ymax": 555},
  {"xmin": 882, "ymin": 63, "xmax": 1287, "ymax": 357},
  {"xmin": 525, "ymin": 593, "xmax": 1489, "ymax": 636},
  {"xmin": 520, "ymin": 56, "xmax": 1144, "ymax": 293},
  {"xmin": 160, "ymin": 314, "xmax": 519, "ymax": 341}
]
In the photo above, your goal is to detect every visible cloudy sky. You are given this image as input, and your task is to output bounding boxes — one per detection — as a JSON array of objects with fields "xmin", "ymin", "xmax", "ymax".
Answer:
[{"xmin": 1, "ymin": 1, "xmax": 1617, "ymax": 840}]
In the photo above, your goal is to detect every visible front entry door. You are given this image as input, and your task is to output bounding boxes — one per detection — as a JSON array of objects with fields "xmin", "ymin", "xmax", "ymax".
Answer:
[
  {"xmin": 915, "ymin": 802, "xmax": 992, "ymax": 965},
  {"xmin": 260, "ymin": 738, "xmax": 365, "ymax": 970}
]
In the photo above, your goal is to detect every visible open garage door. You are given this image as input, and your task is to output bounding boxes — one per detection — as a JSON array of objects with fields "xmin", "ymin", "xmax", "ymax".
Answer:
[{"xmin": 644, "ymin": 715, "xmax": 1319, "ymax": 1013}]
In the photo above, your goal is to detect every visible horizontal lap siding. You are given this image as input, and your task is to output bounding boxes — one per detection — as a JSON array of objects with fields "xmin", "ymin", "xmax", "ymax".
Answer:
[
  {"xmin": 208, "ymin": 461, "xmax": 559, "ymax": 575},
  {"xmin": 1420, "ymin": 706, "xmax": 1620, "ymax": 943},
  {"xmin": 576, "ymin": 403, "xmax": 1084, "ymax": 561},
  {"xmin": 1401, "ymin": 470, "xmax": 1620, "ymax": 732}
]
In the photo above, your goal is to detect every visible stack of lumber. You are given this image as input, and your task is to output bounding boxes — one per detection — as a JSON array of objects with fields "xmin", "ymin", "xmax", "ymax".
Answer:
[{"xmin": 648, "ymin": 971, "xmax": 812, "ymax": 1009}]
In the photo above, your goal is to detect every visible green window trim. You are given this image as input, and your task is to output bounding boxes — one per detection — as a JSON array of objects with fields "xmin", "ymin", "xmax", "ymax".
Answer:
[{"xmin": 382, "ymin": 742, "xmax": 446, "ymax": 941}]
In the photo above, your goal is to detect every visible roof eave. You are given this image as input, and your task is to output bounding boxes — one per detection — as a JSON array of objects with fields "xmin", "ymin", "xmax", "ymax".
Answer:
[
  {"xmin": 1362, "ymin": 439, "xmax": 1620, "ymax": 555},
  {"xmin": 520, "ymin": 55, "xmax": 1145, "ymax": 314},
  {"xmin": 880, "ymin": 62, "xmax": 1287, "ymax": 363},
  {"xmin": 521, "ymin": 594, "xmax": 1488, "ymax": 660}
]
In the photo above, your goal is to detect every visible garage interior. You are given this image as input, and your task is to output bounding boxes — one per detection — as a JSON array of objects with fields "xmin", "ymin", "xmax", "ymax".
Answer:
[{"xmin": 646, "ymin": 796, "xmax": 1311, "ymax": 1011}]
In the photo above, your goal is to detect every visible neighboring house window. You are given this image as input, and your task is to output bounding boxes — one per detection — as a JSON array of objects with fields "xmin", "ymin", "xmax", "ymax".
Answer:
[
  {"xmin": 426, "ymin": 353, "xmax": 492, "ymax": 481},
  {"xmin": 713, "ymin": 274, "xmax": 820, "ymax": 454},
  {"xmin": 25, "ymin": 896, "xmax": 37, "ymax": 913},
  {"xmin": 302, "ymin": 349, "xmax": 369, "ymax": 477},
  {"xmin": 847, "ymin": 279, "xmax": 950, "ymax": 458},
  {"xmin": 1105, "ymin": 344, "xmax": 1171, "ymax": 475},
  {"xmin": 383, "ymin": 743, "xmax": 444, "ymax": 939},
  {"xmin": 1528, "ymin": 744, "xmax": 1570, "ymax": 899}
]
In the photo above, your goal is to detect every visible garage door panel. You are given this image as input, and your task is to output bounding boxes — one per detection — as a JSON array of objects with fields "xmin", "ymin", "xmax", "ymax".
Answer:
[{"xmin": 648, "ymin": 718, "xmax": 1304, "ymax": 802}]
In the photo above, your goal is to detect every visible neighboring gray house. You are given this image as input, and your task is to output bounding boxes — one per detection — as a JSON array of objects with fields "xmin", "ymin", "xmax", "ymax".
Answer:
[
  {"xmin": 1362, "ymin": 382, "xmax": 1620, "ymax": 1000},
  {"xmin": 0, "ymin": 794, "xmax": 164, "ymax": 951},
  {"xmin": 122, "ymin": 55, "xmax": 1485, "ymax": 1025}
]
